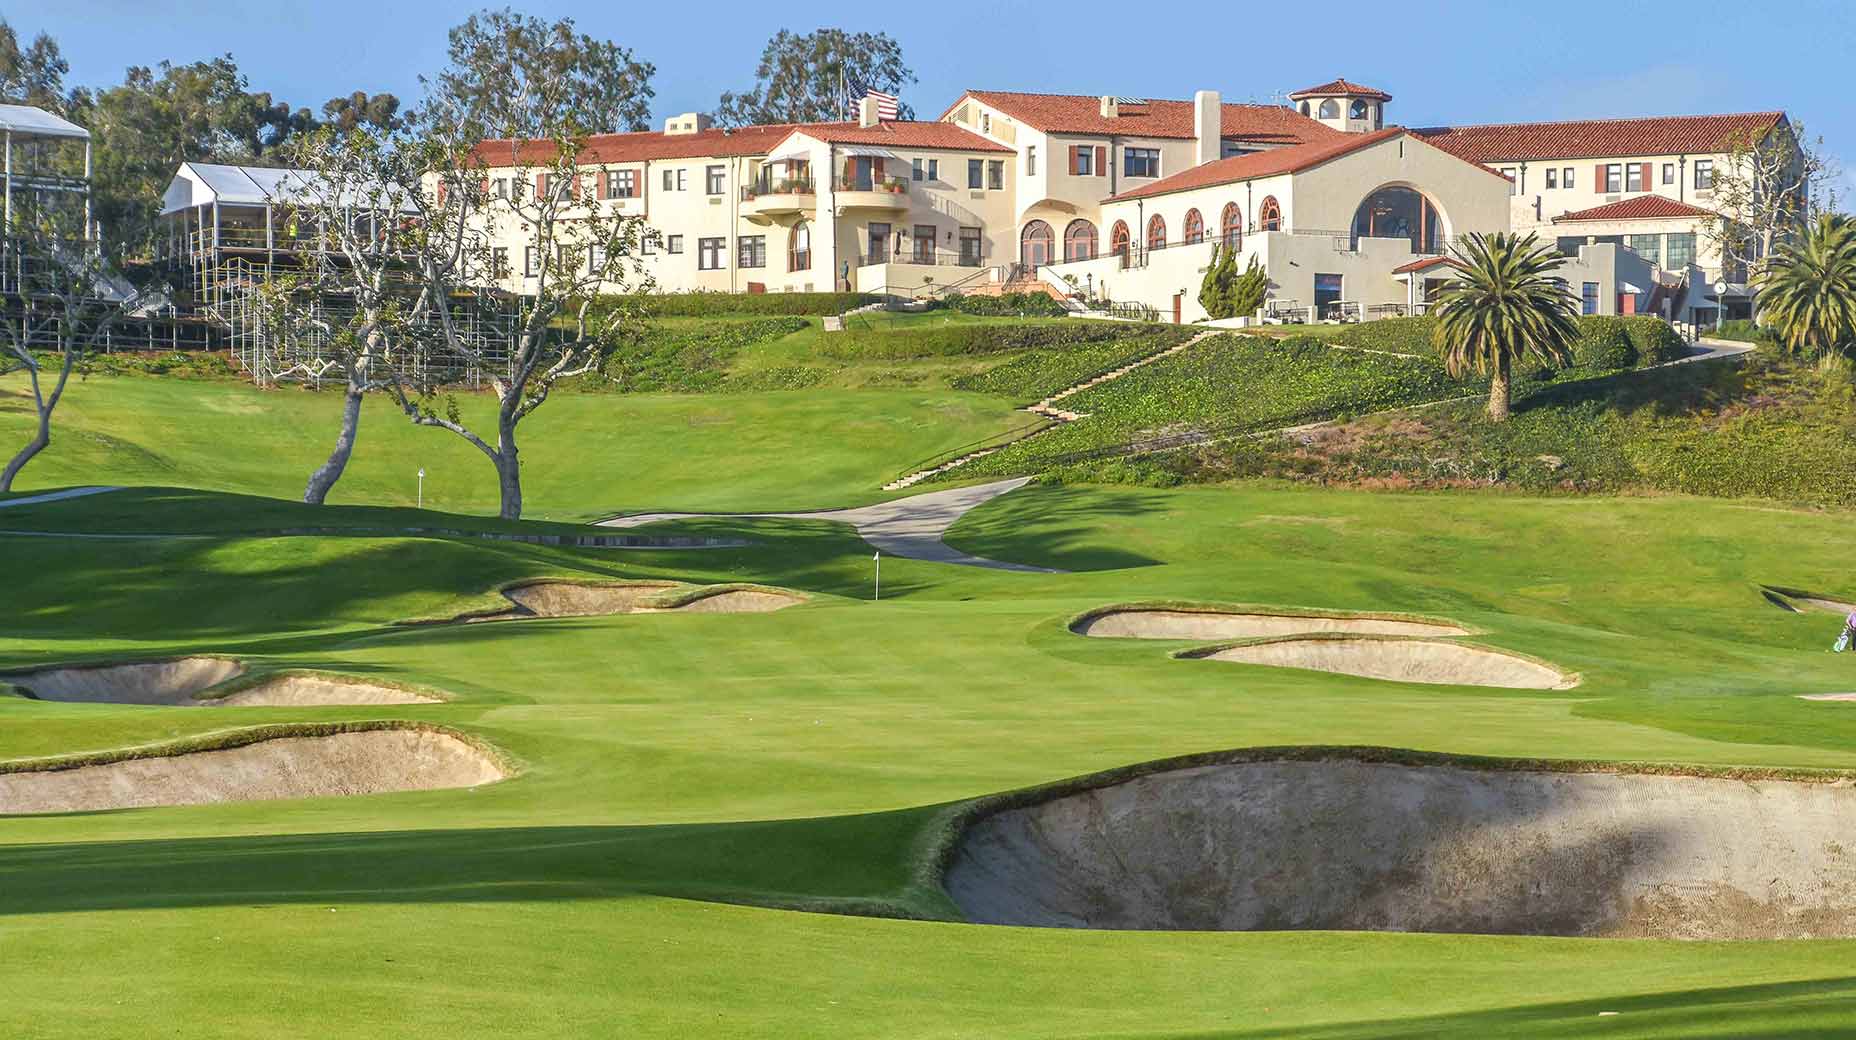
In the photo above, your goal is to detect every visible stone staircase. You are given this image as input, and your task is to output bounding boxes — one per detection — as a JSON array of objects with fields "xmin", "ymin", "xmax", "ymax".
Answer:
[{"xmin": 881, "ymin": 329, "xmax": 1217, "ymax": 491}]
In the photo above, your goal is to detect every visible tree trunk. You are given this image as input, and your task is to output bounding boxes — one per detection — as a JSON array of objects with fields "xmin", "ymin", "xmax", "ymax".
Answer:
[
  {"xmin": 494, "ymin": 415, "xmax": 522, "ymax": 520},
  {"xmin": 1487, "ymin": 357, "xmax": 1512, "ymax": 423},
  {"xmin": 0, "ymin": 411, "xmax": 50, "ymax": 493},
  {"xmin": 303, "ymin": 380, "xmax": 365, "ymax": 505}
]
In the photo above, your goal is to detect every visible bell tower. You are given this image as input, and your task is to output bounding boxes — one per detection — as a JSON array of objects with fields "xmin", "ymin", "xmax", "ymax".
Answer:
[{"xmin": 1289, "ymin": 79, "xmax": 1392, "ymax": 133}]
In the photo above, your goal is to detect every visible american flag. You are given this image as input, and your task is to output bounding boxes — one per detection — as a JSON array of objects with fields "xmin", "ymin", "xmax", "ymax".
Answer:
[{"xmin": 845, "ymin": 76, "xmax": 899, "ymax": 121}]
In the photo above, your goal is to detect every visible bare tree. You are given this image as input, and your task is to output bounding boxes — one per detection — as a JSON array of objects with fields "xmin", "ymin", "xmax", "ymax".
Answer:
[
  {"xmin": 1700, "ymin": 120, "xmax": 1840, "ymax": 293},
  {"xmin": 278, "ymin": 121, "xmax": 652, "ymax": 518},
  {"xmin": 0, "ymin": 204, "xmax": 149, "ymax": 491}
]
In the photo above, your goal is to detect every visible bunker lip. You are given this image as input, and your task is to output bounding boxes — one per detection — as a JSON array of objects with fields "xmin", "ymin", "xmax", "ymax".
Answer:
[
  {"xmin": 1070, "ymin": 602, "xmax": 1469, "ymax": 640},
  {"xmin": 644, "ymin": 583, "xmax": 806, "ymax": 613},
  {"xmin": 0, "ymin": 722, "xmax": 508, "ymax": 815},
  {"xmin": 403, "ymin": 580, "xmax": 805, "ymax": 624},
  {"xmin": 3, "ymin": 660, "xmax": 444, "ymax": 707},
  {"xmin": 936, "ymin": 747, "xmax": 1856, "ymax": 940},
  {"xmin": 499, "ymin": 579, "xmax": 683, "ymax": 619},
  {"xmin": 1178, "ymin": 633, "xmax": 1579, "ymax": 690},
  {"xmin": 1763, "ymin": 584, "xmax": 1856, "ymax": 615}
]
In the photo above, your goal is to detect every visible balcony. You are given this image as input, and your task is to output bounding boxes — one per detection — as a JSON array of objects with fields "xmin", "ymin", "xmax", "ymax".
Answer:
[
  {"xmin": 740, "ymin": 177, "xmax": 816, "ymax": 222},
  {"xmin": 833, "ymin": 174, "xmax": 909, "ymax": 212}
]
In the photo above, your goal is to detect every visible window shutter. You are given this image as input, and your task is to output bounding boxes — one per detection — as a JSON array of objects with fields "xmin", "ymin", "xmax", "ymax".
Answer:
[
  {"xmin": 1095, "ymin": 146, "xmax": 1107, "ymax": 176},
  {"xmin": 1067, "ymin": 146, "xmax": 1077, "ymax": 175},
  {"xmin": 1594, "ymin": 165, "xmax": 1605, "ymax": 192},
  {"xmin": 1640, "ymin": 163, "xmax": 1652, "ymax": 190},
  {"xmin": 535, "ymin": 172, "xmax": 546, "ymax": 197}
]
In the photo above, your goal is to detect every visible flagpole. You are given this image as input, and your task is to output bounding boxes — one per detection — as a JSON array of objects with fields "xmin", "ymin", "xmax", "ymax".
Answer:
[{"xmin": 874, "ymin": 551, "xmax": 880, "ymax": 601}]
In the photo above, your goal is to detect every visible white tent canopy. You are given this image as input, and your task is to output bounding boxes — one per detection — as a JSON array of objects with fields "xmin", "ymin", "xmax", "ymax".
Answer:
[
  {"xmin": 0, "ymin": 104, "xmax": 89, "ymax": 140},
  {"xmin": 160, "ymin": 162, "xmax": 415, "ymax": 216}
]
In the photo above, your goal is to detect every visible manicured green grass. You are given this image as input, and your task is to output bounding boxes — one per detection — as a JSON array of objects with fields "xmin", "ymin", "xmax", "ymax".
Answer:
[
  {"xmin": 0, "ymin": 375, "xmax": 1023, "ymax": 515},
  {"xmin": 7, "ymin": 477, "xmax": 1856, "ymax": 1036}
]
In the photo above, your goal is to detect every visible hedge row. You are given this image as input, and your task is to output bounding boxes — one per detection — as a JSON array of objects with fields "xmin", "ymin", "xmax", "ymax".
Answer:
[
  {"xmin": 818, "ymin": 318, "xmax": 1154, "ymax": 361},
  {"xmin": 596, "ymin": 291, "xmax": 873, "ymax": 317},
  {"xmin": 1331, "ymin": 314, "xmax": 1684, "ymax": 370},
  {"xmin": 944, "ymin": 292, "xmax": 1070, "ymax": 317}
]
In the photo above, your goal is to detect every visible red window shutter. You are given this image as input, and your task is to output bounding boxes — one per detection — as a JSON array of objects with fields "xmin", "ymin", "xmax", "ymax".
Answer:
[
  {"xmin": 1640, "ymin": 163, "xmax": 1652, "ymax": 190},
  {"xmin": 1067, "ymin": 146, "xmax": 1077, "ymax": 175},
  {"xmin": 1594, "ymin": 164, "xmax": 1605, "ymax": 191},
  {"xmin": 535, "ymin": 172, "xmax": 546, "ymax": 197},
  {"xmin": 437, "ymin": 181, "xmax": 447, "ymax": 206},
  {"xmin": 1095, "ymin": 146, "xmax": 1107, "ymax": 176}
]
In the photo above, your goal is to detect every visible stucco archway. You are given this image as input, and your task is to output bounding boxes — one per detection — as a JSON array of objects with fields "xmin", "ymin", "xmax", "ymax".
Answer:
[{"xmin": 1351, "ymin": 183, "xmax": 1452, "ymax": 254}]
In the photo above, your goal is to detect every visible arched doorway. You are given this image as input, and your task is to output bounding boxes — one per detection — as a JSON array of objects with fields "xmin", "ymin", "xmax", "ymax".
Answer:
[
  {"xmin": 1020, "ymin": 220, "xmax": 1054, "ymax": 269},
  {"xmin": 1146, "ymin": 214, "xmax": 1167, "ymax": 251},
  {"xmin": 1220, "ymin": 203, "xmax": 1242, "ymax": 249},
  {"xmin": 1182, "ymin": 208, "xmax": 1204, "ymax": 244},
  {"xmin": 788, "ymin": 220, "xmax": 812, "ymax": 272},
  {"xmin": 1063, "ymin": 219, "xmax": 1098, "ymax": 261},
  {"xmin": 1352, "ymin": 185, "xmax": 1443, "ymax": 254},
  {"xmin": 1258, "ymin": 196, "xmax": 1282, "ymax": 231}
]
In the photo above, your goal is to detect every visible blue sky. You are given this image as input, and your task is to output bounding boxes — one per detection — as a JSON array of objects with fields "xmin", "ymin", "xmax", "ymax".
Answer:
[{"xmin": 15, "ymin": 0, "xmax": 1855, "ymax": 202}]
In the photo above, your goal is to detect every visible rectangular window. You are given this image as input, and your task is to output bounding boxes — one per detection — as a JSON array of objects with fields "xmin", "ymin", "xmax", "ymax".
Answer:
[
  {"xmin": 1662, "ymin": 163, "xmax": 1676, "ymax": 185},
  {"xmin": 617, "ymin": 170, "xmax": 639, "ymax": 198},
  {"xmin": 523, "ymin": 246, "xmax": 538, "ymax": 276},
  {"xmin": 1075, "ymin": 145, "xmax": 1094, "ymax": 176},
  {"xmin": 1026, "ymin": 146, "xmax": 1036, "ymax": 176},
  {"xmin": 1626, "ymin": 165, "xmax": 1644, "ymax": 192},
  {"xmin": 988, "ymin": 160, "xmax": 1004, "ymax": 190},
  {"xmin": 698, "ymin": 236, "xmax": 725, "ymax": 270},
  {"xmin": 959, "ymin": 226, "xmax": 982, "ymax": 266},
  {"xmin": 1314, "ymin": 273, "xmax": 1344, "ymax": 316},
  {"xmin": 665, "ymin": 234, "xmax": 684, "ymax": 254},
  {"xmin": 588, "ymin": 244, "xmax": 607, "ymax": 276},
  {"xmin": 662, "ymin": 168, "xmax": 687, "ymax": 191},
  {"xmin": 911, "ymin": 158, "xmax": 923, "ymax": 181},
  {"xmin": 867, "ymin": 222, "xmax": 891, "ymax": 262},
  {"xmin": 1627, "ymin": 233, "xmax": 1662, "ymax": 265},
  {"xmin": 1500, "ymin": 167, "xmax": 1517, "ymax": 196},
  {"xmin": 927, "ymin": 158, "xmax": 938, "ymax": 181},
  {"xmin": 968, "ymin": 159, "xmax": 983, "ymax": 189},
  {"xmin": 1544, "ymin": 168, "xmax": 1558, "ymax": 189},
  {"xmin": 491, "ymin": 247, "xmax": 509, "ymax": 278},
  {"xmin": 641, "ymin": 231, "xmax": 656, "ymax": 255},
  {"xmin": 1694, "ymin": 160, "xmax": 1714, "ymax": 190},
  {"xmin": 913, "ymin": 223, "xmax": 935, "ymax": 264},
  {"xmin": 1581, "ymin": 282, "xmax": 1600, "ymax": 315},
  {"xmin": 737, "ymin": 234, "xmax": 766, "ymax": 269},
  {"xmin": 1124, "ymin": 147, "xmax": 1160, "ymax": 178},
  {"xmin": 1562, "ymin": 167, "xmax": 1574, "ymax": 189},
  {"xmin": 706, "ymin": 165, "xmax": 725, "ymax": 195},
  {"xmin": 1604, "ymin": 164, "xmax": 1623, "ymax": 193},
  {"xmin": 1666, "ymin": 232, "xmax": 1696, "ymax": 268},
  {"xmin": 492, "ymin": 177, "xmax": 510, "ymax": 199},
  {"xmin": 1556, "ymin": 236, "xmax": 1586, "ymax": 257}
]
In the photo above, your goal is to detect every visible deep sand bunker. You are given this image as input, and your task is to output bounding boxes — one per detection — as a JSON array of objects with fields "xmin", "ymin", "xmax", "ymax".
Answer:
[
  {"xmin": 1192, "ymin": 636, "xmax": 1576, "ymax": 690},
  {"xmin": 945, "ymin": 757, "xmax": 1856, "ymax": 939},
  {"xmin": 0, "ymin": 728, "xmax": 504, "ymax": 814},
  {"xmin": 661, "ymin": 587, "xmax": 804, "ymax": 613},
  {"xmin": 6, "ymin": 660, "xmax": 438, "ymax": 706},
  {"xmin": 499, "ymin": 580, "xmax": 679, "ymax": 618},
  {"xmin": 1075, "ymin": 608, "xmax": 1466, "ymax": 640}
]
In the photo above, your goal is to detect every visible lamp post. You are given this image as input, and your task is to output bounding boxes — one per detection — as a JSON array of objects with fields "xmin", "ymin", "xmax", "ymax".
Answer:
[{"xmin": 417, "ymin": 468, "xmax": 426, "ymax": 510}]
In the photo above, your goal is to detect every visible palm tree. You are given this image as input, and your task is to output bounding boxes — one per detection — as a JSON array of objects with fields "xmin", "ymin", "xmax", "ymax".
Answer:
[
  {"xmin": 1430, "ymin": 232, "xmax": 1581, "ymax": 422},
  {"xmin": 1755, "ymin": 214, "xmax": 1856, "ymax": 359}
]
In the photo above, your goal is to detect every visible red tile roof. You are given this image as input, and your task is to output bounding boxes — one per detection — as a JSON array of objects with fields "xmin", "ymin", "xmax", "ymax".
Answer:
[
  {"xmin": 1106, "ymin": 128, "xmax": 1506, "ymax": 202},
  {"xmin": 1391, "ymin": 255, "xmax": 1462, "ymax": 275},
  {"xmin": 1553, "ymin": 195, "xmax": 1717, "ymax": 222},
  {"xmin": 1414, "ymin": 111, "xmax": 1785, "ymax": 164},
  {"xmin": 473, "ymin": 120, "xmax": 1005, "ymax": 168},
  {"xmin": 1290, "ymin": 78, "xmax": 1392, "ymax": 102},
  {"xmin": 784, "ymin": 121, "xmax": 1010, "ymax": 152},
  {"xmin": 945, "ymin": 90, "xmax": 1341, "ymax": 145}
]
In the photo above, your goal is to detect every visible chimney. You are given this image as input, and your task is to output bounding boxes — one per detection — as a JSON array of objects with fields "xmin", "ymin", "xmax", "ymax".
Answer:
[
  {"xmin": 1099, "ymin": 96, "xmax": 1119, "ymax": 119},
  {"xmin": 663, "ymin": 112, "xmax": 713, "ymax": 136},
  {"xmin": 858, "ymin": 96, "xmax": 879, "ymax": 128},
  {"xmin": 1193, "ymin": 90, "xmax": 1221, "ymax": 167}
]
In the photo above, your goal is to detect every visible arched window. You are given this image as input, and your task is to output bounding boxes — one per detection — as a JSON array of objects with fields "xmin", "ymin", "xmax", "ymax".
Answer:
[
  {"xmin": 1220, "ymin": 203, "xmax": 1242, "ymax": 249},
  {"xmin": 788, "ymin": 220, "xmax": 812, "ymax": 272},
  {"xmin": 1318, "ymin": 99, "xmax": 1340, "ymax": 120},
  {"xmin": 1299, "ymin": 101, "xmax": 1311, "ymax": 117},
  {"xmin": 1348, "ymin": 99, "xmax": 1368, "ymax": 120},
  {"xmin": 1110, "ymin": 220, "xmax": 1130, "ymax": 257},
  {"xmin": 1352, "ymin": 185, "xmax": 1441, "ymax": 254},
  {"xmin": 1182, "ymin": 208, "xmax": 1204, "ymax": 245},
  {"xmin": 1258, "ymin": 196, "xmax": 1282, "ymax": 232},
  {"xmin": 1063, "ymin": 219, "xmax": 1098, "ymax": 261},
  {"xmin": 1020, "ymin": 220, "xmax": 1054, "ymax": 269},
  {"xmin": 1146, "ymin": 214, "xmax": 1167, "ymax": 251}
]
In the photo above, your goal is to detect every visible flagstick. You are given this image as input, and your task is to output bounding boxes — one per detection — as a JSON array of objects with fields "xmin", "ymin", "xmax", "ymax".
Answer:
[{"xmin": 874, "ymin": 551, "xmax": 881, "ymax": 601}]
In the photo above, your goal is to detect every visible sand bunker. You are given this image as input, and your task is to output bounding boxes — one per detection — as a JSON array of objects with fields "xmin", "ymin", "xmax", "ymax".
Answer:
[
  {"xmin": 1075, "ymin": 607, "xmax": 1466, "ymax": 640},
  {"xmin": 6, "ymin": 658, "xmax": 244, "ymax": 705},
  {"xmin": 946, "ymin": 756, "xmax": 1856, "ymax": 939},
  {"xmin": 499, "ymin": 580, "xmax": 680, "ymax": 618},
  {"xmin": 1763, "ymin": 585, "xmax": 1856, "ymax": 615},
  {"xmin": 0, "ymin": 728, "xmax": 504, "ymax": 814},
  {"xmin": 661, "ymin": 588, "xmax": 803, "ymax": 613},
  {"xmin": 1192, "ymin": 636, "xmax": 1576, "ymax": 690},
  {"xmin": 6, "ymin": 660, "xmax": 439, "ymax": 707}
]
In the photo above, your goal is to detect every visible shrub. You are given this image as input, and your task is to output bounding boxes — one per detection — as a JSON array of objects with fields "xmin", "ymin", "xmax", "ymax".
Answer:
[
  {"xmin": 596, "ymin": 291, "xmax": 872, "ymax": 317},
  {"xmin": 1620, "ymin": 316, "xmax": 1685, "ymax": 367},
  {"xmin": 820, "ymin": 318, "xmax": 1148, "ymax": 361},
  {"xmin": 1330, "ymin": 315, "xmax": 1438, "ymax": 356},
  {"xmin": 1570, "ymin": 316, "xmax": 1636, "ymax": 371},
  {"xmin": 947, "ymin": 292, "xmax": 1068, "ymax": 317}
]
